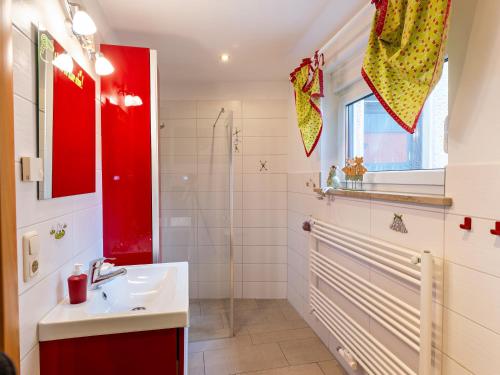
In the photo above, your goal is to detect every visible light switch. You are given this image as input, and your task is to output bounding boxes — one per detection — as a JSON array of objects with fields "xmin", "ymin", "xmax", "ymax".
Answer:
[
  {"xmin": 23, "ymin": 231, "xmax": 40, "ymax": 282},
  {"xmin": 21, "ymin": 157, "xmax": 44, "ymax": 182}
]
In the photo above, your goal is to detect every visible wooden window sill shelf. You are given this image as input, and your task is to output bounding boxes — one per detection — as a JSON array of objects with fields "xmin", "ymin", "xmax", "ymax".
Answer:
[{"xmin": 313, "ymin": 188, "xmax": 453, "ymax": 207}]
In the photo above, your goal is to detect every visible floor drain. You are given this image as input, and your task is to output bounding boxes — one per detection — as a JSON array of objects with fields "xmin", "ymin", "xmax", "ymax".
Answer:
[{"xmin": 131, "ymin": 306, "xmax": 146, "ymax": 311}]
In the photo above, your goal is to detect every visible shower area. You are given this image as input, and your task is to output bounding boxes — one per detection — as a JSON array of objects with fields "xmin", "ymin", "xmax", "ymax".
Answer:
[{"xmin": 159, "ymin": 103, "xmax": 237, "ymax": 341}]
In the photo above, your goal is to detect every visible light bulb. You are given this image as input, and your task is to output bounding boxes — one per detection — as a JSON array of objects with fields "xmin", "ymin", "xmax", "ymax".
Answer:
[
  {"xmin": 52, "ymin": 52, "xmax": 73, "ymax": 73},
  {"xmin": 95, "ymin": 53, "xmax": 114, "ymax": 76},
  {"xmin": 72, "ymin": 10, "xmax": 97, "ymax": 36},
  {"xmin": 220, "ymin": 53, "xmax": 230, "ymax": 63}
]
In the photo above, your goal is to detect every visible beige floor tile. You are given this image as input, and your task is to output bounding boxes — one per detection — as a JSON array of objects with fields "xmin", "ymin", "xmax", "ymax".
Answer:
[
  {"xmin": 190, "ymin": 301, "xmax": 202, "ymax": 317},
  {"xmin": 250, "ymin": 327, "xmax": 317, "ymax": 345},
  {"xmin": 235, "ymin": 298, "xmax": 259, "ymax": 311},
  {"xmin": 235, "ymin": 308, "xmax": 286, "ymax": 326},
  {"xmin": 200, "ymin": 299, "xmax": 231, "ymax": 314},
  {"xmin": 203, "ymin": 342, "xmax": 288, "ymax": 375},
  {"xmin": 238, "ymin": 363, "xmax": 325, "ymax": 375},
  {"xmin": 279, "ymin": 305, "xmax": 302, "ymax": 321},
  {"xmin": 189, "ymin": 334, "xmax": 253, "ymax": 353},
  {"xmin": 189, "ymin": 352, "xmax": 205, "ymax": 375},
  {"xmin": 244, "ymin": 317, "xmax": 309, "ymax": 334},
  {"xmin": 318, "ymin": 360, "xmax": 347, "ymax": 375},
  {"xmin": 255, "ymin": 299, "xmax": 290, "ymax": 309},
  {"xmin": 279, "ymin": 338, "xmax": 334, "ymax": 365}
]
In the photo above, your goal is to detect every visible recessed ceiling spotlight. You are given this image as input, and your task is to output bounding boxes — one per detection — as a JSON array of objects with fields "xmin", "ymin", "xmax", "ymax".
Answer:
[{"xmin": 220, "ymin": 53, "xmax": 230, "ymax": 63}]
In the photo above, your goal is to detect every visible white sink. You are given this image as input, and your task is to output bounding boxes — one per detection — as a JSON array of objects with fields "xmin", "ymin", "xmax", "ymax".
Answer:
[{"xmin": 38, "ymin": 262, "xmax": 189, "ymax": 342}]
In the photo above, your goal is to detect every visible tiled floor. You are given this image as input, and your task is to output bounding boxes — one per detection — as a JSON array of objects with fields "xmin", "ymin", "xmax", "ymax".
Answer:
[{"xmin": 188, "ymin": 299, "xmax": 346, "ymax": 375}]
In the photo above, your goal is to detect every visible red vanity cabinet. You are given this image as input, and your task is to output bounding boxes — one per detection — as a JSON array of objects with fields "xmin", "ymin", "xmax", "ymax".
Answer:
[{"xmin": 40, "ymin": 328, "xmax": 185, "ymax": 374}]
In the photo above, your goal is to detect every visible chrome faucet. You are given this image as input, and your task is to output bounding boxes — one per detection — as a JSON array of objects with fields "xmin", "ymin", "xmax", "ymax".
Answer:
[{"xmin": 88, "ymin": 258, "xmax": 127, "ymax": 290}]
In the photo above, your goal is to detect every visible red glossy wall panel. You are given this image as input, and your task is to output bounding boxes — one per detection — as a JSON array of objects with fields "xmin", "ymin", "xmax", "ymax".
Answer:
[
  {"xmin": 52, "ymin": 41, "xmax": 96, "ymax": 198},
  {"xmin": 40, "ymin": 329, "xmax": 181, "ymax": 375},
  {"xmin": 101, "ymin": 45, "xmax": 152, "ymax": 265}
]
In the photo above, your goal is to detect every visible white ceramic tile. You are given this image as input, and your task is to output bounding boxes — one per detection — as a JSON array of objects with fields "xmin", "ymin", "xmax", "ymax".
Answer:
[
  {"xmin": 198, "ymin": 210, "xmax": 243, "ymax": 228},
  {"xmin": 73, "ymin": 206, "xmax": 102, "ymax": 255},
  {"xmin": 242, "ymin": 100, "xmax": 288, "ymax": 119},
  {"xmin": 327, "ymin": 196, "xmax": 371, "ymax": 236},
  {"xmin": 242, "ymin": 210, "xmax": 287, "ymax": 228},
  {"xmin": 16, "ymin": 213, "xmax": 75, "ymax": 294},
  {"xmin": 18, "ymin": 260, "xmax": 72, "ymax": 357},
  {"xmin": 161, "ymin": 210, "xmax": 197, "ymax": 228},
  {"xmin": 160, "ymin": 119, "xmax": 197, "ymax": 138},
  {"xmin": 160, "ymin": 100, "xmax": 196, "ymax": 119},
  {"xmin": 243, "ymin": 155, "xmax": 287, "ymax": 173},
  {"xmin": 243, "ymin": 119, "xmax": 288, "ymax": 137},
  {"xmin": 197, "ymin": 173, "xmax": 229, "ymax": 192},
  {"xmin": 243, "ymin": 264, "xmax": 287, "ymax": 282},
  {"xmin": 442, "ymin": 354, "xmax": 473, "ymax": 375},
  {"xmin": 198, "ymin": 263, "xmax": 231, "ymax": 282},
  {"xmin": 161, "ymin": 191, "xmax": 197, "ymax": 210},
  {"xmin": 197, "ymin": 118, "xmax": 243, "ymax": 138},
  {"xmin": 160, "ymin": 173, "xmax": 197, "ymax": 192},
  {"xmin": 287, "ymin": 228, "xmax": 309, "ymax": 258},
  {"xmin": 443, "ymin": 308, "xmax": 500, "ymax": 375},
  {"xmin": 242, "ymin": 174, "xmax": 287, "ymax": 192},
  {"xmin": 198, "ymin": 227, "xmax": 228, "ymax": 246},
  {"xmin": 446, "ymin": 163, "xmax": 500, "ymax": 219},
  {"xmin": 160, "ymin": 137, "xmax": 197, "ymax": 155},
  {"xmin": 160, "ymin": 154, "xmax": 197, "ymax": 174},
  {"xmin": 161, "ymin": 227, "xmax": 196, "ymax": 246},
  {"xmin": 197, "ymin": 100, "xmax": 242, "ymax": 119},
  {"xmin": 242, "ymin": 137, "xmax": 288, "ymax": 155},
  {"xmin": 370, "ymin": 201, "xmax": 445, "ymax": 258},
  {"xmin": 242, "ymin": 192, "xmax": 287, "ymax": 210},
  {"xmin": 242, "ymin": 282, "xmax": 287, "ymax": 298},
  {"xmin": 242, "ymin": 246, "xmax": 287, "ymax": 264},
  {"xmin": 14, "ymin": 94, "xmax": 36, "ymax": 162},
  {"xmin": 198, "ymin": 282, "xmax": 231, "ymax": 299},
  {"xmin": 197, "ymin": 137, "xmax": 231, "ymax": 155},
  {"xmin": 198, "ymin": 246, "xmax": 231, "ymax": 264},
  {"xmin": 20, "ymin": 344, "xmax": 40, "ymax": 375},
  {"xmin": 198, "ymin": 154, "xmax": 242, "ymax": 174},
  {"xmin": 13, "ymin": 27, "xmax": 36, "ymax": 101},
  {"xmin": 161, "ymin": 246, "xmax": 196, "ymax": 263},
  {"xmin": 197, "ymin": 192, "xmax": 232, "ymax": 210},
  {"xmin": 444, "ymin": 213, "xmax": 500, "ymax": 277},
  {"xmin": 444, "ymin": 261, "xmax": 500, "ymax": 334},
  {"xmin": 243, "ymin": 228, "xmax": 287, "ymax": 246}
]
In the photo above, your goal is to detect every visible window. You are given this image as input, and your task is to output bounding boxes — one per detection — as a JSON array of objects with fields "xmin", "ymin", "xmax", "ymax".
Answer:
[{"xmin": 346, "ymin": 62, "xmax": 448, "ymax": 172}]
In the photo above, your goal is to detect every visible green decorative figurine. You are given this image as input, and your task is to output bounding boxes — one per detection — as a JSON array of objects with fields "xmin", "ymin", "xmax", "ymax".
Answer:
[{"xmin": 326, "ymin": 165, "xmax": 341, "ymax": 189}]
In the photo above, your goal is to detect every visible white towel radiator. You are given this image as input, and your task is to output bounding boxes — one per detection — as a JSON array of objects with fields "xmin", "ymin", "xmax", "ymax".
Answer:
[{"xmin": 307, "ymin": 217, "xmax": 433, "ymax": 375}]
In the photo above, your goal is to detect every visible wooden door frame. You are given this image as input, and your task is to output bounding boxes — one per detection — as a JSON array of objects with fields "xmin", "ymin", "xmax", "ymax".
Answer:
[{"xmin": 0, "ymin": 0, "xmax": 20, "ymax": 370}]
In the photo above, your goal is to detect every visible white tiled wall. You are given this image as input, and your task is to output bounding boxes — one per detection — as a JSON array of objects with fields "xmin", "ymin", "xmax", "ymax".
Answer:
[
  {"xmin": 160, "ymin": 98, "xmax": 288, "ymax": 299},
  {"xmin": 12, "ymin": 1, "xmax": 105, "ymax": 373}
]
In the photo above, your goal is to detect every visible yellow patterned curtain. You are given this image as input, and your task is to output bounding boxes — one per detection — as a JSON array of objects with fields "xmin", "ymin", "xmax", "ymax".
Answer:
[
  {"xmin": 362, "ymin": 0, "xmax": 452, "ymax": 133},
  {"xmin": 290, "ymin": 52, "xmax": 324, "ymax": 157}
]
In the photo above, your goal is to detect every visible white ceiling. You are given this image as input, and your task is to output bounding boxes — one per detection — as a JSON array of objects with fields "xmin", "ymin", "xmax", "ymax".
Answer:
[{"xmin": 95, "ymin": 0, "xmax": 367, "ymax": 83}]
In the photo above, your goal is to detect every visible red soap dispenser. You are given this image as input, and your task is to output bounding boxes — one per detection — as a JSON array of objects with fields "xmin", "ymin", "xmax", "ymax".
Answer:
[{"xmin": 68, "ymin": 264, "xmax": 87, "ymax": 304}]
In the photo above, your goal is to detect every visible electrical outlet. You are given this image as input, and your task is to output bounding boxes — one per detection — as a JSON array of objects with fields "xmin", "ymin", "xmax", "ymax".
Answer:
[{"xmin": 23, "ymin": 231, "xmax": 40, "ymax": 282}]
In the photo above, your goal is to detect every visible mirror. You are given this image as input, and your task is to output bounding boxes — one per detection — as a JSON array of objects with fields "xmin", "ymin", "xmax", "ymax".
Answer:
[{"xmin": 37, "ymin": 29, "xmax": 96, "ymax": 200}]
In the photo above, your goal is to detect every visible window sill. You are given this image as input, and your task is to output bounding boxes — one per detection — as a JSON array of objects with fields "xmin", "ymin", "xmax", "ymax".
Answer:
[{"xmin": 314, "ymin": 188, "xmax": 453, "ymax": 207}]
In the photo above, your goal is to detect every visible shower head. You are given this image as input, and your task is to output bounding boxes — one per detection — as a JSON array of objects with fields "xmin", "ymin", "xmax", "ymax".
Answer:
[{"xmin": 213, "ymin": 107, "xmax": 225, "ymax": 128}]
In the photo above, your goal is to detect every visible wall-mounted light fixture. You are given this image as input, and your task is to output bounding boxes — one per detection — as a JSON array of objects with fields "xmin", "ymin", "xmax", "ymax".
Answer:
[
  {"xmin": 64, "ymin": 1, "xmax": 114, "ymax": 76},
  {"xmin": 52, "ymin": 52, "xmax": 74, "ymax": 73}
]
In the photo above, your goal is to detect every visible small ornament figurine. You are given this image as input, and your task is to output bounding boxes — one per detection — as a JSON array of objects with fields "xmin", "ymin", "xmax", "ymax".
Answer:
[
  {"xmin": 326, "ymin": 165, "xmax": 341, "ymax": 189},
  {"xmin": 342, "ymin": 156, "xmax": 367, "ymax": 190},
  {"xmin": 390, "ymin": 214, "xmax": 408, "ymax": 234}
]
